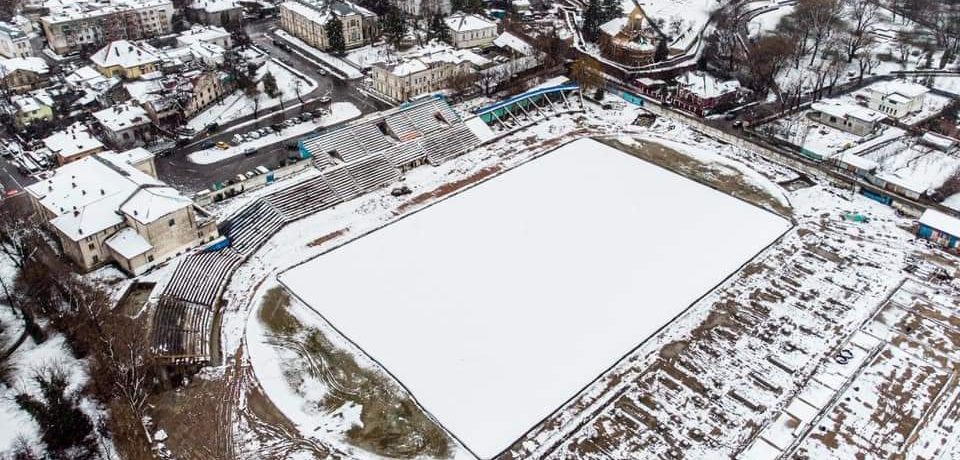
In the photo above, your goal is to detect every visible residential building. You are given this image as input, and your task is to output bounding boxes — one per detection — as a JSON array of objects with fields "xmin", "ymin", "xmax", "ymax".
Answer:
[
  {"xmin": 187, "ymin": 0, "xmax": 242, "ymax": 27},
  {"xmin": 10, "ymin": 91, "xmax": 54, "ymax": 127},
  {"xmin": 393, "ymin": 0, "xmax": 450, "ymax": 17},
  {"xmin": 673, "ymin": 71, "xmax": 740, "ymax": 117},
  {"xmin": 917, "ymin": 208, "xmax": 960, "ymax": 252},
  {"xmin": 90, "ymin": 40, "xmax": 161, "ymax": 79},
  {"xmin": 40, "ymin": 0, "xmax": 174, "ymax": 55},
  {"xmin": 0, "ymin": 57, "xmax": 49, "ymax": 93},
  {"xmin": 444, "ymin": 13, "xmax": 497, "ymax": 49},
  {"xmin": 0, "ymin": 21, "xmax": 33, "ymax": 58},
  {"xmin": 93, "ymin": 101, "xmax": 153, "ymax": 148},
  {"xmin": 809, "ymin": 99, "xmax": 886, "ymax": 136},
  {"xmin": 279, "ymin": 0, "xmax": 377, "ymax": 51},
  {"xmin": 175, "ymin": 25, "xmax": 233, "ymax": 49},
  {"xmin": 65, "ymin": 65, "xmax": 123, "ymax": 107},
  {"xmin": 371, "ymin": 45, "xmax": 489, "ymax": 102},
  {"xmin": 44, "ymin": 122, "xmax": 106, "ymax": 164},
  {"xmin": 24, "ymin": 150, "xmax": 218, "ymax": 274},
  {"xmin": 863, "ymin": 80, "xmax": 929, "ymax": 119}
]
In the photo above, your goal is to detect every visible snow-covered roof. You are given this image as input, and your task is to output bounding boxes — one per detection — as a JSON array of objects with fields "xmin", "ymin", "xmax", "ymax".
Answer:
[
  {"xmin": 811, "ymin": 99, "xmax": 886, "ymax": 123},
  {"xmin": 24, "ymin": 152, "xmax": 160, "ymax": 240},
  {"xmin": 105, "ymin": 227, "xmax": 152, "ymax": 258},
  {"xmin": 444, "ymin": 13, "xmax": 496, "ymax": 32},
  {"xmin": 920, "ymin": 132, "xmax": 957, "ymax": 151},
  {"xmin": 92, "ymin": 102, "xmax": 150, "ymax": 132},
  {"xmin": 119, "ymin": 185, "xmax": 191, "ymax": 224},
  {"xmin": 919, "ymin": 208, "xmax": 960, "ymax": 237},
  {"xmin": 11, "ymin": 91, "xmax": 53, "ymax": 112},
  {"xmin": 279, "ymin": 0, "xmax": 329, "ymax": 23},
  {"xmin": 42, "ymin": 123, "xmax": 105, "ymax": 161},
  {"xmin": 382, "ymin": 45, "xmax": 490, "ymax": 77},
  {"xmin": 101, "ymin": 147, "xmax": 154, "ymax": 167},
  {"xmin": 600, "ymin": 17, "xmax": 628, "ymax": 36},
  {"xmin": 867, "ymin": 79, "xmax": 929, "ymax": 99},
  {"xmin": 0, "ymin": 57, "xmax": 49, "ymax": 74},
  {"xmin": 90, "ymin": 40, "xmax": 160, "ymax": 70},
  {"xmin": 189, "ymin": 0, "xmax": 238, "ymax": 12},
  {"xmin": 835, "ymin": 152, "xmax": 878, "ymax": 171},
  {"xmin": 677, "ymin": 71, "xmax": 739, "ymax": 99},
  {"xmin": 175, "ymin": 25, "xmax": 230, "ymax": 46},
  {"xmin": 66, "ymin": 65, "xmax": 104, "ymax": 85},
  {"xmin": 493, "ymin": 31, "xmax": 533, "ymax": 55}
]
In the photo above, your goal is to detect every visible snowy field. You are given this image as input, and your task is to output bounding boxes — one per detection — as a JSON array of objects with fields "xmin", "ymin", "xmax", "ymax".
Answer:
[{"xmin": 279, "ymin": 138, "xmax": 791, "ymax": 458}]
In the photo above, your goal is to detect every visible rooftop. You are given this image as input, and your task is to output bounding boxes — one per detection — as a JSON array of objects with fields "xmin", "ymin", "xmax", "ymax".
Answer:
[
  {"xmin": 811, "ymin": 99, "xmax": 887, "ymax": 123},
  {"xmin": 919, "ymin": 208, "xmax": 960, "ymax": 237},
  {"xmin": 105, "ymin": 227, "xmax": 152, "ymax": 259},
  {"xmin": 93, "ymin": 102, "xmax": 150, "ymax": 132},
  {"xmin": 0, "ymin": 57, "xmax": 49, "ymax": 74},
  {"xmin": 90, "ymin": 40, "xmax": 160, "ymax": 70},
  {"xmin": 866, "ymin": 79, "xmax": 929, "ymax": 99},
  {"xmin": 188, "ymin": 0, "xmax": 238, "ymax": 13},
  {"xmin": 677, "ymin": 71, "xmax": 740, "ymax": 99},
  {"xmin": 42, "ymin": 123, "xmax": 105, "ymax": 161},
  {"xmin": 444, "ymin": 13, "xmax": 495, "ymax": 32},
  {"xmin": 175, "ymin": 25, "xmax": 230, "ymax": 46}
]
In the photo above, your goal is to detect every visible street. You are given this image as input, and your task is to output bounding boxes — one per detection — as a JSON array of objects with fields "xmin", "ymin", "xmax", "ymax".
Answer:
[{"xmin": 156, "ymin": 18, "xmax": 392, "ymax": 194}]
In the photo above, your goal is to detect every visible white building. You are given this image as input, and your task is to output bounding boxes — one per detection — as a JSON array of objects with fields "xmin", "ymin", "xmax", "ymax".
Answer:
[
  {"xmin": 371, "ymin": 44, "xmax": 489, "ymax": 102},
  {"xmin": 809, "ymin": 99, "xmax": 886, "ymax": 136},
  {"xmin": 43, "ymin": 122, "xmax": 106, "ymax": 164},
  {"xmin": 279, "ymin": 0, "xmax": 377, "ymax": 51},
  {"xmin": 175, "ymin": 25, "xmax": 233, "ymax": 49},
  {"xmin": 863, "ymin": 80, "xmax": 929, "ymax": 119},
  {"xmin": 393, "ymin": 0, "xmax": 450, "ymax": 17},
  {"xmin": 0, "ymin": 21, "xmax": 33, "ymax": 58},
  {"xmin": 444, "ymin": 13, "xmax": 497, "ymax": 49},
  {"xmin": 93, "ymin": 102, "xmax": 153, "ymax": 148},
  {"xmin": 187, "ymin": 0, "xmax": 242, "ymax": 27},
  {"xmin": 40, "ymin": 0, "xmax": 174, "ymax": 55},
  {"xmin": 24, "ymin": 149, "xmax": 218, "ymax": 274}
]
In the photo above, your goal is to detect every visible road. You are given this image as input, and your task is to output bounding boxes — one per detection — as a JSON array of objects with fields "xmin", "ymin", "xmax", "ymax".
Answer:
[{"xmin": 157, "ymin": 18, "xmax": 392, "ymax": 194}]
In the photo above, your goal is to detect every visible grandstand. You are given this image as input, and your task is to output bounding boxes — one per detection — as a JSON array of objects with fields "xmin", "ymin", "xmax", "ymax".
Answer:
[
  {"xmin": 151, "ymin": 97, "xmax": 490, "ymax": 365},
  {"xmin": 474, "ymin": 83, "xmax": 583, "ymax": 131}
]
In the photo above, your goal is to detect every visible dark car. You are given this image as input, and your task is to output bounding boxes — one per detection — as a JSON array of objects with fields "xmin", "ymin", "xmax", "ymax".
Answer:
[
  {"xmin": 200, "ymin": 140, "xmax": 215, "ymax": 149},
  {"xmin": 271, "ymin": 123, "xmax": 284, "ymax": 132}
]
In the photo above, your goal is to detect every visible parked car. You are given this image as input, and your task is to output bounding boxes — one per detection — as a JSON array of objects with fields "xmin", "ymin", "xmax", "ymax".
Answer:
[
  {"xmin": 301, "ymin": 112, "xmax": 314, "ymax": 120},
  {"xmin": 318, "ymin": 95, "xmax": 332, "ymax": 104},
  {"xmin": 249, "ymin": 131, "xmax": 261, "ymax": 139},
  {"xmin": 243, "ymin": 147, "xmax": 257, "ymax": 156},
  {"xmin": 201, "ymin": 140, "xmax": 215, "ymax": 149},
  {"xmin": 391, "ymin": 185, "xmax": 412, "ymax": 196},
  {"xmin": 216, "ymin": 141, "xmax": 229, "ymax": 150},
  {"xmin": 284, "ymin": 119, "xmax": 296, "ymax": 127},
  {"xmin": 271, "ymin": 123, "xmax": 284, "ymax": 132},
  {"xmin": 317, "ymin": 68, "xmax": 328, "ymax": 76},
  {"xmin": 259, "ymin": 127, "xmax": 271, "ymax": 136},
  {"xmin": 231, "ymin": 134, "xmax": 244, "ymax": 145}
]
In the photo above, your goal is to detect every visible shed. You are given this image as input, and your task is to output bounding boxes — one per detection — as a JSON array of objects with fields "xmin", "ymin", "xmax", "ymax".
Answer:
[{"xmin": 917, "ymin": 208, "xmax": 960, "ymax": 250}]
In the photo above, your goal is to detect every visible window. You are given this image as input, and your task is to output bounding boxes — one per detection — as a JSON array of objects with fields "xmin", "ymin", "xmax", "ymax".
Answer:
[
  {"xmin": 92, "ymin": 255, "xmax": 99, "ymax": 264},
  {"xmin": 147, "ymin": 254, "xmax": 154, "ymax": 262},
  {"xmin": 88, "ymin": 242, "xmax": 95, "ymax": 250},
  {"xmin": 168, "ymin": 218, "xmax": 176, "ymax": 226}
]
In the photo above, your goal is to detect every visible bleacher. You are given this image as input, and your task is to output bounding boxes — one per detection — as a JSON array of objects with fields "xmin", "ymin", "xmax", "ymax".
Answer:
[
  {"xmin": 321, "ymin": 165, "xmax": 361, "ymax": 201},
  {"xmin": 345, "ymin": 153, "xmax": 401, "ymax": 192},
  {"xmin": 220, "ymin": 200, "xmax": 286, "ymax": 256},
  {"xmin": 384, "ymin": 140, "xmax": 427, "ymax": 170},
  {"xmin": 162, "ymin": 249, "xmax": 244, "ymax": 307},
  {"xmin": 150, "ymin": 297, "xmax": 212, "ymax": 362},
  {"xmin": 384, "ymin": 113, "xmax": 419, "ymax": 141},
  {"xmin": 263, "ymin": 175, "xmax": 339, "ymax": 220},
  {"xmin": 423, "ymin": 124, "xmax": 481, "ymax": 166}
]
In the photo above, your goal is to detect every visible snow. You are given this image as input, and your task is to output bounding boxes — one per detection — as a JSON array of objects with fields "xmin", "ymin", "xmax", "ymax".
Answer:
[
  {"xmin": 919, "ymin": 208, "xmax": 960, "ymax": 237},
  {"xmin": 492, "ymin": 31, "xmax": 533, "ymax": 55},
  {"xmin": 273, "ymin": 30, "xmax": 363, "ymax": 79},
  {"xmin": 0, "ymin": 57, "xmax": 48, "ymax": 74},
  {"xmin": 810, "ymin": 99, "xmax": 886, "ymax": 123},
  {"xmin": 444, "ymin": 13, "xmax": 496, "ymax": 32},
  {"xmin": 186, "ymin": 59, "xmax": 319, "ymax": 131},
  {"xmin": 120, "ymin": 186, "xmax": 191, "ymax": 224},
  {"xmin": 89, "ymin": 40, "xmax": 159, "ymax": 70},
  {"xmin": 187, "ymin": 102, "xmax": 361, "ymax": 165},
  {"xmin": 42, "ymin": 123, "xmax": 104, "ymax": 162},
  {"xmin": 105, "ymin": 227, "xmax": 153, "ymax": 258},
  {"xmin": 464, "ymin": 115, "xmax": 496, "ymax": 143},
  {"xmin": 748, "ymin": 2, "xmax": 794, "ymax": 37},
  {"xmin": 279, "ymin": 138, "xmax": 791, "ymax": 458},
  {"xmin": 93, "ymin": 102, "xmax": 150, "ymax": 132}
]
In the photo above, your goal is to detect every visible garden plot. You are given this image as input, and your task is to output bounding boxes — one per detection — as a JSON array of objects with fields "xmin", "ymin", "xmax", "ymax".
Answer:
[{"xmin": 279, "ymin": 138, "xmax": 790, "ymax": 458}]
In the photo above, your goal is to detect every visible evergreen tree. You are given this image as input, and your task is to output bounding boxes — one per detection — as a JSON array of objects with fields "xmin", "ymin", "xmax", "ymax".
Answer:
[
  {"xmin": 428, "ymin": 12, "xmax": 450, "ymax": 43},
  {"xmin": 654, "ymin": 38, "xmax": 668, "ymax": 62},
  {"xmin": 601, "ymin": 0, "xmax": 621, "ymax": 22},
  {"xmin": 326, "ymin": 14, "xmax": 346, "ymax": 55},
  {"xmin": 262, "ymin": 71, "xmax": 279, "ymax": 98},
  {"xmin": 15, "ymin": 367, "xmax": 97, "ymax": 458},
  {"xmin": 582, "ymin": 0, "xmax": 603, "ymax": 42},
  {"xmin": 382, "ymin": 5, "xmax": 408, "ymax": 48}
]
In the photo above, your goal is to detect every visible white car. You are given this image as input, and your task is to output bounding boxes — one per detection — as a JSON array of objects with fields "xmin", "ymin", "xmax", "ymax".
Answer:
[{"xmin": 249, "ymin": 131, "xmax": 261, "ymax": 139}]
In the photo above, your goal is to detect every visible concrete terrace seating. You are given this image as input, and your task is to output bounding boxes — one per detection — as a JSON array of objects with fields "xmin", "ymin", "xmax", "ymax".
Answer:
[
  {"xmin": 220, "ymin": 200, "xmax": 286, "ymax": 256},
  {"xmin": 384, "ymin": 114, "xmax": 419, "ymax": 141},
  {"xmin": 423, "ymin": 124, "xmax": 481, "ymax": 165},
  {"xmin": 303, "ymin": 126, "xmax": 369, "ymax": 162},
  {"xmin": 384, "ymin": 140, "xmax": 428, "ymax": 169},
  {"xmin": 263, "ymin": 175, "xmax": 339, "ymax": 220},
  {"xmin": 319, "ymin": 165, "xmax": 360, "ymax": 201},
  {"xmin": 345, "ymin": 153, "xmax": 401, "ymax": 192},
  {"xmin": 150, "ymin": 297, "xmax": 212, "ymax": 362},
  {"xmin": 352, "ymin": 124, "xmax": 394, "ymax": 152},
  {"xmin": 163, "ymin": 249, "xmax": 244, "ymax": 307}
]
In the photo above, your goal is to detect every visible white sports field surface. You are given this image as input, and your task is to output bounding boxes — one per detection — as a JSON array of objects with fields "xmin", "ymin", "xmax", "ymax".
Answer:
[{"xmin": 280, "ymin": 138, "xmax": 791, "ymax": 458}]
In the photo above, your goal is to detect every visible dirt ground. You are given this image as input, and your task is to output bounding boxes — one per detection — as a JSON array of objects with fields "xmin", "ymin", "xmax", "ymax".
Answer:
[{"xmin": 600, "ymin": 137, "xmax": 793, "ymax": 217}]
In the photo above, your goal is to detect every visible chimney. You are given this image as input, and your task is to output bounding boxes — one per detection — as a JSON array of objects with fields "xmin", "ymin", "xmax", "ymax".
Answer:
[
  {"xmin": 71, "ymin": 182, "xmax": 76, "ymax": 188},
  {"xmin": 73, "ymin": 209, "xmax": 79, "ymax": 217},
  {"xmin": 100, "ymin": 188, "xmax": 105, "ymax": 195}
]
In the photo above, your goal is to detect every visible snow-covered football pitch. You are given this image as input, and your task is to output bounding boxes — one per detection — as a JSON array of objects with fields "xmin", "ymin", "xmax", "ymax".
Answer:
[{"xmin": 279, "ymin": 138, "xmax": 792, "ymax": 458}]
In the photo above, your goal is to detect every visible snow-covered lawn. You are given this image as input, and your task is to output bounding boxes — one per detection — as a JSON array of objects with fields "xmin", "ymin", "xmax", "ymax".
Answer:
[
  {"xmin": 187, "ymin": 60, "xmax": 318, "ymax": 131},
  {"xmin": 187, "ymin": 102, "xmax": 361, "ymax": 165},
  {"xmin": 273, "ymin": 30, "xmax": 363, "ymax": 79},
  {"xmin": 344, "ymin": 44, "xmax": 392, "ymax": 70},
  {"xmin": 278, "ymin": 138, "xmax": 791, "ymax": 458},
  {"xmin": 747, "ymin": 2, "xmax": 794, "ymax": 37}
]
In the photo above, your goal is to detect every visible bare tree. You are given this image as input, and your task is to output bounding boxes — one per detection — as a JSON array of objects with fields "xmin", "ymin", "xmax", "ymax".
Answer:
[
  {"xmin": 446, "ymin": 70, "xmax": 478, "ymax": 97},
  {"xmin": 744, "ymin": 34, "xmax": 793, "ymax": 96},
  {"xmin": 855, "ymin": 43, "xmax": 879, "ymax": 81},
  {"xmin": 842, "ymin": 0, "xmax": 881, "ymax": 62},
  {"xmin": 569, "ymin": 56, "xmax": 604, "ymax": 92},
  {"xmin": 795, "ymin": 0, "xmax": 843, "ymax": 65}
]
